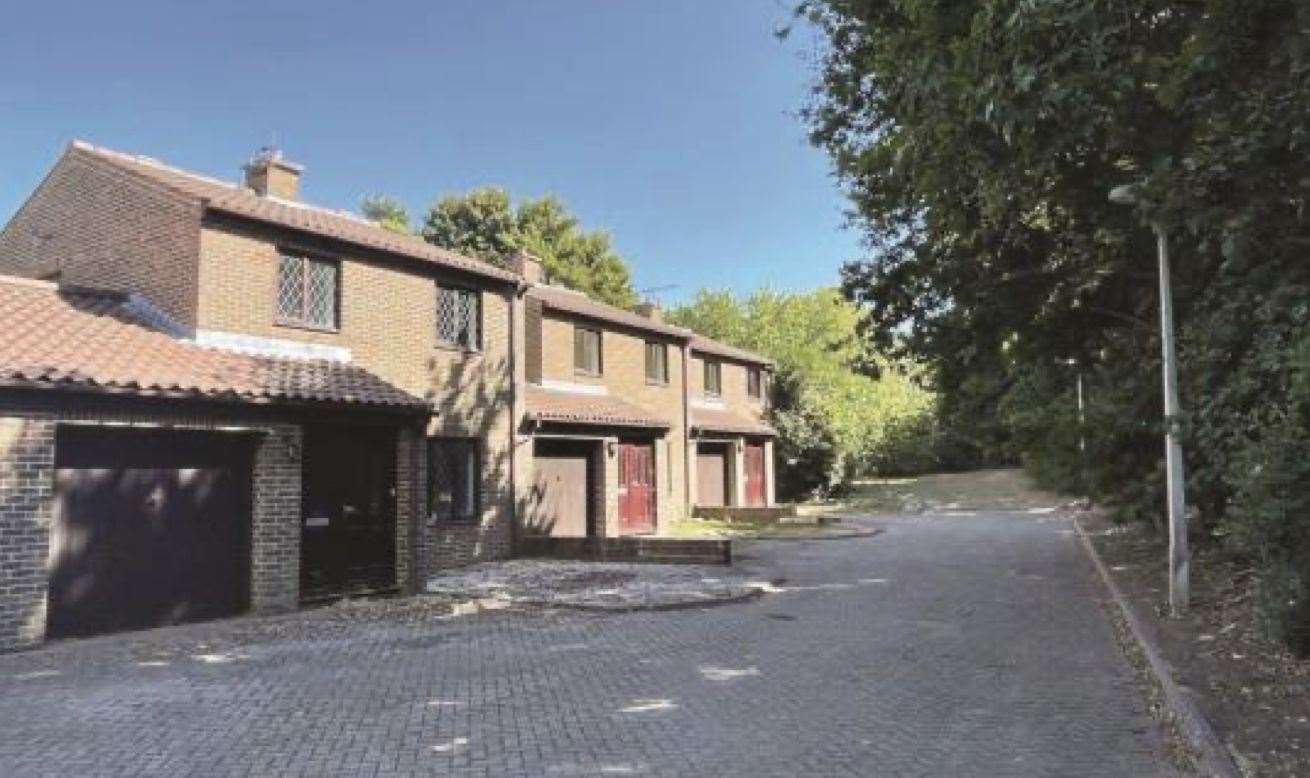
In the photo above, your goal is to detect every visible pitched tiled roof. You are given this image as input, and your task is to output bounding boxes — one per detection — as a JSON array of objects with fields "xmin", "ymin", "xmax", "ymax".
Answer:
[
  {"xmin": 525, "ymin": 385, "xmax": 671, "ymax": 429},
  {"xmin": 68, "ymin": 141, "xmax": 519, "ymax": 284},
  {"xmin": 690, "ymin": 407, "xmax": 776, "ymax": 437},
  {"xmin": 0, "ymin": 276, "xmax": 428, "ymax": 411},
  {"xmin": 528, "ymin": 285, "xmax": 692, "ymax": 340},
  {"xmin": 690, "ymin": 336, "xmax": 775, "ymax": 367}
]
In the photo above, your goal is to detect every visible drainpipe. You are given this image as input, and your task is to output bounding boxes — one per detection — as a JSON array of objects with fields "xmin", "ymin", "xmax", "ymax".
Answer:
[
  {"xmin": 508, "ymin": 282, "xmax": 524, "ymax": 554},
  {"xmin": 681, "ymin": 338, "xmax": 692, "ymax": 520}
]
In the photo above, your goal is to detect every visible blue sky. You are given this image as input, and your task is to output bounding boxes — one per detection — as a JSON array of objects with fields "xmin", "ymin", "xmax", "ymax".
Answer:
[{"xmin": 0, "ymin": 1, "xmax": 858, "ymax": 304}]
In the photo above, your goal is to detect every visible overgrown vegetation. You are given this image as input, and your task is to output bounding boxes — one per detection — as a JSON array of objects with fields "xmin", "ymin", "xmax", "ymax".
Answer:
[
  {"xmin": 669, "ymin": 289, "xmax": 937, "ymax": 501},
  {"xmin": 797, "ymin": 0, "xmax": 1310, "ymax": 651}
]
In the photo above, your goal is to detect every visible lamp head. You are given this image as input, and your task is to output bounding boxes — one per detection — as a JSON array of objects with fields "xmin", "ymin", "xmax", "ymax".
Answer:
[{"xmin": 1108, "ymin": 183, "xmax": 1141, "ymax": 206}]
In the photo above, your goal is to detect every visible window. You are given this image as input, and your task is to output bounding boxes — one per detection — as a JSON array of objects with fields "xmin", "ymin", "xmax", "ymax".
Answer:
[
  {"xmin": 747, "ymin": 367, "xmax": 762, "ymax": 399},
  {"xmin": 436, "ymin": 285, "xmax": 481, "ymax": 350},
  {"xmin": 574, "ymin": 326, "xmax": 602, "ymax": 375},
  {"xmin": 645, "ymin": 341, "xmax": 669, "ymax": 384},
  {"xmin": 428, "ymin": 438, "xmax": 480, "ymax": 522},
  {"xmin": 704, "ymin": 359, "xmax": 722, "ymax": 397},
  {"xmin": 277, "ymin": 254, "xmax": 338, "ymax": 329}
]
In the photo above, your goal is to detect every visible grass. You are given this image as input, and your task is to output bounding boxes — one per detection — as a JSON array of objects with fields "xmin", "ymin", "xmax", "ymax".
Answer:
[
  {"xmin": 798, "ymin": 467, "xmax": 1071, "ymax": 517},
  {"xmin": 662, "ymin": 517, "xmax": 851, "ymax": 539}
]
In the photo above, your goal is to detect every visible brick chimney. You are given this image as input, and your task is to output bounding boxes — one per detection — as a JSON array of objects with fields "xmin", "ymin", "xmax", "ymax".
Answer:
[
  {"xmin": 635, "ymin": 301, "xmax": 663, "ymax": 323},
  {"xmin": 508, "ymin": 250, "xmax": 543, "ymax": 284},
  {"xmin": 243, "ymin": 147, "xmax": 303, "ymax": 199}
]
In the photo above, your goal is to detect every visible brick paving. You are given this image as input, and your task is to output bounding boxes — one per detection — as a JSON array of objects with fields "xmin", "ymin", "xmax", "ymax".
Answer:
[{"xmin": 0, "ymin": 512, "xmax": 1175, "ymax": 777}]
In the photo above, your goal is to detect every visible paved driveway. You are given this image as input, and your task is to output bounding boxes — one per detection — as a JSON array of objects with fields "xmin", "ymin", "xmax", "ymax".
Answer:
[{"xmin": 0, "ymin": 512, "xmax": 1175, "ymax": 777}]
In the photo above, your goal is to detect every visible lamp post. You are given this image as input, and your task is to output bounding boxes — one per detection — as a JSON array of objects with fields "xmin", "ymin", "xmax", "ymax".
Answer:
[
  {"xmin": 1110, "ymin": 183, "xmax": 1189, "ymax": 615},
  {"xmin": 1056, "ymin": 358, "xmax": 1087, "ymax": 492}
]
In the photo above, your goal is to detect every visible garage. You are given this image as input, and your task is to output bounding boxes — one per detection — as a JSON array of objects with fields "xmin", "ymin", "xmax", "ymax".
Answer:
[
  {"xmin": 48, "ymin": 426, "xmax": 255, "ymax": 639},
  {"xmin": 697, "ymin": 442, "xmax": 731, "ymax": 507},
  {"xmin": 528, "ymin": 439, "xmax": 595, "ymax": 537}
]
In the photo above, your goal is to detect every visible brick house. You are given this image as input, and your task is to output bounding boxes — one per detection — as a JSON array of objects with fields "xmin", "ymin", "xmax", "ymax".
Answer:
[
  {"xmin": 512, "ymin": 254, "xmax": 695, "ymax": 539},
  {"xmin": 0, "ymin": 141, "xmax": 777, "ymax": 649},
  {"xmin": 0, "ymin": 142, "xmax": 524, "ymax": 649}
]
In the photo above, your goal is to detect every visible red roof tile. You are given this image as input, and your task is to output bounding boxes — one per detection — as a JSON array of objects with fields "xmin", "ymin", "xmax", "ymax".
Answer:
[
  {"xmin": 529, "ymin": 285, "xmax": 692, "ymax": 340},
  {"xmin": 0, "ymin": 276, "xmax": 427, "ymax": 410},
  {"xmin": 690, "ymin": 336, "xmax": 774, "ymax": 367},
  {"xmin": 525, "ymin": 385, "xmax": 671, "ymax": 429},
  {"xmin": 69, "ymin": 142, "xmax": 520, "ymax": 285},
  {"xmin": 690, "ymin": 407, "xmax": 776, "ymax": 437}
]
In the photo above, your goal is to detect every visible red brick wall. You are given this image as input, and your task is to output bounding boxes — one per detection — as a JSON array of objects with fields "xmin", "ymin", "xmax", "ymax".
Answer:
[{"xmin": 0, "ymin": 148, "xmax": 203, "ymax": 327}]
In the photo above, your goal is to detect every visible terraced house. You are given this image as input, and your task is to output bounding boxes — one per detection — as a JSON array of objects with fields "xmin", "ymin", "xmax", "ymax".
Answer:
[
  {"xmin": 688, "ymin": 337, "xmax": 777, "ymax": 511},
  {"xmin": 514, "ymin": 257, "xmax": 694, "ymax": 541},
  {"xmin": 0, "ymin": 141, "xmax": 775, "ymax": 650}
]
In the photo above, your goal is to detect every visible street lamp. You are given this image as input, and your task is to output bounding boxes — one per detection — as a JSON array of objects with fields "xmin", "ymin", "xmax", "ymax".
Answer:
[
  {"xmin": 1055, "ymin": 358, "xmax": 1087, "ymax": 492},
  {"xmin": 1109, "ymin": 183, "xmax": 1189, "ymax": 615}
]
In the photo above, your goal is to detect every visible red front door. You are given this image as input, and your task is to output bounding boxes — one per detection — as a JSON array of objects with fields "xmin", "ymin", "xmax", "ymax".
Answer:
[
  {"xmin": 744, "ymin": 443, "xmax": 767, "ymax": 507},
  {"xmin": 619, "ymin": 443, "xmax": 656, "ymax": 534}
]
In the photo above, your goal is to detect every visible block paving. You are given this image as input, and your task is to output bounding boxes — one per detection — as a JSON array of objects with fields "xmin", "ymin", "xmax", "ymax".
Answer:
[{"xmin": 0, "ymin": 512, "xmax": 1175, "ymax": 776}]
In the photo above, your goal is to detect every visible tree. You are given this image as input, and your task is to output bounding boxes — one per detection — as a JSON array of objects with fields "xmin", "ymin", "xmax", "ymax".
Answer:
[
  {"xmin": 798, "ymin": 0, "xmax": 1310, "ymax": 649},
  {"xmin": 421, "ymin": 188, "xmax": 639, "ymax": 309},
  {"xmin": 360, "ymin": 195, "xmax": 412, "ymax": 234}
]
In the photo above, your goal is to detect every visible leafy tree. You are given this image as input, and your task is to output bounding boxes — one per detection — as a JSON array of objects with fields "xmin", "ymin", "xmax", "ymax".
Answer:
[
  {"xmin": 798, "ymin": 0, "xmax": 1310, "ymax": 648},
  {"xmin": 421, "ymin": 187, "xmax": 638, "ymax": 309},
  {"xmin": 360, "ymin": 195, "xmax": 412, "ymax": 235},
  {"xmin": 421, "ymin": 188, "xmax": 518, "ymax": 261}
]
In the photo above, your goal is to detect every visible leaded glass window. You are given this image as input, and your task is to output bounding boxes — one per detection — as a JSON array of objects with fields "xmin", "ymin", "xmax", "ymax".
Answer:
[
  {"xmin": 436, "ymin": 285, "xmax": 480, "ymax": 350},
  {"xmin": 429, "ymin": 438, "xmax": 480, "ymax": 522},
  {"xmin": 277, "ymin": 254, "xmax": 338, "ymax": 329}
]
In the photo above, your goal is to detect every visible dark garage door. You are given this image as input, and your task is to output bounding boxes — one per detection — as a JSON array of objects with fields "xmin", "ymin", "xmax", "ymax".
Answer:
[
  {"xmin": 49, "ymin": 426, "xmax": 254, "ymax": 639},
  {"xmin": 528, "ymin": 439, "xmax": 593, "ymax": 537}
]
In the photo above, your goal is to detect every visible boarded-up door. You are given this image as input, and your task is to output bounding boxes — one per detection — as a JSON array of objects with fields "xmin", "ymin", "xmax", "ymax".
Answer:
[
  {"xmin": 619, "ymin": 442, "xmax": 656, "ymax": 534},
  {"xmin": 697, "ymin": 442, "xmax": 730, "ymax": 507},
  {"xmin": 529, "ymin": 439, "xmax": 593, "ymax": 537},
  {"xmin": 49, "ymin": 427, "xmax": 254, "ymax": 639},
  {"xmin": 744, "ymin": 442, "xmax": 767, "ymax": 507}
]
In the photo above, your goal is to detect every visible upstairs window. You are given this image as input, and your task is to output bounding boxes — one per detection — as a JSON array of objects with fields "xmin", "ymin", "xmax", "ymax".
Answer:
[
  {"xmin": 277, "ymin": 254, "xmax": 339, "ymax": 330},
  {"xmin": 704, "ymin": 359, "xmax": 722, "ymax": 397},
  {"xmin": 436, "ymin": 285, "xmax": 480, "ymax": 350},
  {"xmin": 574, "ymin": 326, "xmax": 602, "ymax": 376},
  {"xmin": 429, "ymin": 438, "xmax": 480, "ymax": 523},
  {"xmin": 645, "ymin": 341, "xmax": 669, "ymax": 385},
  {"xmin": 747, "ymin": 367, "xmax": 762, "ymax": 399}
]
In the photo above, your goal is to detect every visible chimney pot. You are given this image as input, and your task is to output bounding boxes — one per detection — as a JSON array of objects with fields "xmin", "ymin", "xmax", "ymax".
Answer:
[
  {"xmin": 243, "ymin": 147, "xmax": 303, "ymax": 199},
  {"xmin": 508, "ymin": 249, "xmax": 543, "ymax": 285},
  {"xmin": 635, "ymin": 301, "xmax": 662, "ymax": 322}
]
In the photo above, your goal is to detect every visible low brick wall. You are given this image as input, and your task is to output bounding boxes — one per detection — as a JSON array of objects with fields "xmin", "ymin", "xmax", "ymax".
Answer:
[
  {"xmin": 516, "ymin": 536, "xmax": 732, "ymax": 566},
  {"xmin": 694, "ymin": 505, "xmax": 796, "ymax": 523}
]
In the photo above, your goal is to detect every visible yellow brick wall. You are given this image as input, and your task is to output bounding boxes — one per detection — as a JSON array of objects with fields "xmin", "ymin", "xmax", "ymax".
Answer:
[
  {"xmin": 537, "ymin": 310, "xmax": 689, "ymax": 523},
  {"xmin": 197, "ymin": 221, "xmax": 515, "ymax": 569},
  {"xmin": 689, "ymin": 353, "xmax": 769, "ymax": 423}
]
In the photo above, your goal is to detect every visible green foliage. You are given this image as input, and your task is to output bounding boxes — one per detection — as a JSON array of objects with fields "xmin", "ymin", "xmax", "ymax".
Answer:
[
  {"xmin": 421, "ymin": 187, "xmax": 638, "ymax": 309},
  {"xmin": 800, "ymin": 0, "xmax": 1310, "ymax": 649},
  {"xmin": 669, "ymin": 288, "xmax": 937, "ymax": 499},
  {"xmin": 360, "ymin": 195, "xmax": 412, "ymax": 235}
]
